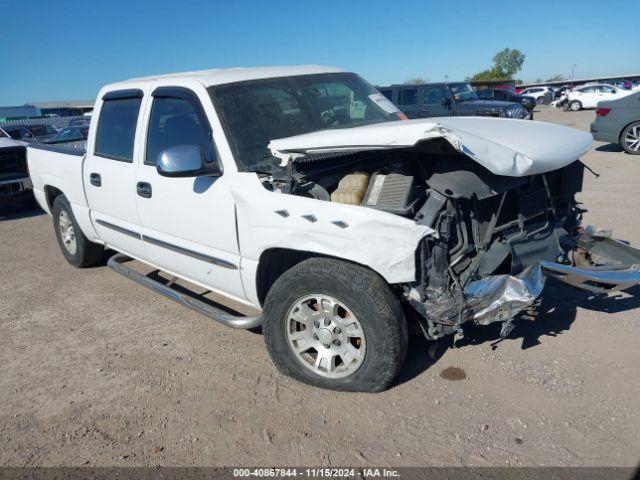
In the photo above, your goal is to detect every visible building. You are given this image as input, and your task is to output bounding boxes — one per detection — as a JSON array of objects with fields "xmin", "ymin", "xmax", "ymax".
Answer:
[
  {"xmin": 29, "ymin": 100, "xmax": 94, "ymax": 117},
  {"xmin": 0, "ymin": 105, "xmax": 40, "ymax": 122},
  {"xmin": 0, "ymin": 100, "xmax": 94, "ymax": 121},
  {"xmin": 518, "ymin": 73, "xmax": 640, "ymax": 89}
]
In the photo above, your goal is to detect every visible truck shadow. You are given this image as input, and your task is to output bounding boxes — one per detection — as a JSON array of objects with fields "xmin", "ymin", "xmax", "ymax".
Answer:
[
  {"xmin": 394, "ymin": 279, "xmax": 640, "ymax": 387},
  {"xmin": 0, "ymin": 202, "xmax": 44, "ymax": 221}
]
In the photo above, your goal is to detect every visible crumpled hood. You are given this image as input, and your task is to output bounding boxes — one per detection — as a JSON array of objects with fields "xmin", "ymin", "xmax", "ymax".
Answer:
[{"xmin": 268, "ymin": 116, "xmax": 593, "ymax": 177}]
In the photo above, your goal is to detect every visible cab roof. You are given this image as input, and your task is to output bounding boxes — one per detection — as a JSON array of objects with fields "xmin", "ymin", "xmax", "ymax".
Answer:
[{"xmin": 105, "ymin": 65, "xmax": 347, "ymax": 90}]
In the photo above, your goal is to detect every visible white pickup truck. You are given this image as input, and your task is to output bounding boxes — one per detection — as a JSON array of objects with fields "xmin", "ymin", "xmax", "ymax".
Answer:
[{"xmin": 28, "ymin": 66, "xmax": 640, "ymax": 392}]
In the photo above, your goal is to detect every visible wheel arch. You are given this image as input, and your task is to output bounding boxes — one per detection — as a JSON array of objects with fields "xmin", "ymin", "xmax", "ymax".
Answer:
[
  {"xmin": 619, "ymin": 119, "xmax": 640, "ymax": 143},
  {"xmin": 44, "ymin": 185, "xmax": 64, "ymax": 212},
  {"xmin": 255, "ymin": 247, "xmax": 389, "ymax": 307}
]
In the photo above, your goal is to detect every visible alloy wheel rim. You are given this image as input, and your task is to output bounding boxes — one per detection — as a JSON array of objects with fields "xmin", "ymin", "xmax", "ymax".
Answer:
[
  {"xmin": 58, "ymin": 210, "xmax": 77, "ymax": 255},
  {"xmin": 286, "ymin": 294, "xmax": 366, "ymax": 379},
  {"xmin": 624, "ymin": 126, "xmax": 640, "ymax": 152},
  {"xmin": 570, "ymin": 102, "xmax": 580, "ymax": 111}
]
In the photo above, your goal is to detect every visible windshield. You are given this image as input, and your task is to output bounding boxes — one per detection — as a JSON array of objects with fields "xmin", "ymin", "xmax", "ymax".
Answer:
[
  {"xmin": 209, "ymin": 73, "xmax": 401, "ymax": 172},
  {"xmin": 450, "ymin": 83, "xmax": 478, "ymax": 102},
  {"xmin": 27, "ymin": 125, "xmax": 57, "ymax": 136}
]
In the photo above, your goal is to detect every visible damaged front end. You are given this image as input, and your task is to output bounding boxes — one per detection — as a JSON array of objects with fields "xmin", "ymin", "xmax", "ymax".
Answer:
[
  {"xmin": 266, "ymin": 117, "xmax": 640, "ymax": 341},
  {"xmin": 407, "ymin": 159, "xmax": 640, "ymax": 341}
]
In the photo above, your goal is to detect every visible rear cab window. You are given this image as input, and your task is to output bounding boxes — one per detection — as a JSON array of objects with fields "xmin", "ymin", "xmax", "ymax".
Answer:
[{"xmin": 94, "ymin": 89, "xmax": 143, "ymax": 162}]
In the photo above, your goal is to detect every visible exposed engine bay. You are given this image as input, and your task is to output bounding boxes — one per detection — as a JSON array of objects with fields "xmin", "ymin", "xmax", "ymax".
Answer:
[{"xmin": 264, "ymin": 139, "xmax": 640, "ymax": 340}]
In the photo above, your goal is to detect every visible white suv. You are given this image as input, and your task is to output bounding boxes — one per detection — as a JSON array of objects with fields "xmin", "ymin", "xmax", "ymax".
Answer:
[
  {"xmin": 519, "ymin": 86, "xmax": 553, "ymax": 105},
  {"xmin": 567, "ymin": 84, "xmax": 634, "ymax": 111}
]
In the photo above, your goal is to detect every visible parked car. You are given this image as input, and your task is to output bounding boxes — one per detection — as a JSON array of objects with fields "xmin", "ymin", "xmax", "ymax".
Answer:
[
  {"xmin": 379, "ymin": 82, "xmax": 531, "ymax": 119},
  {"xmin": 68, "ymin": 117, "xmax": 91, "ymax": 127},
  {"xmin": 27, "ymin": 66, "xmax": 640, "ymax": 392},
  {"xmin": 477, "ymin": 88, "xmax": 537, "ymax": 112},
  {"xmin": 591, "ymin": 92, "xmax": 640, "ymax": 154},
  {"xmin": 0, "ymin": 133, "xmax": 33, "ymax": 208},
  {"xmin": 5, "ymin": 124, "xmax": 58, "ymax": 142},
  {"xmin": 4, "ymin": 126, "xmax": 37, "ymax": 142},
  {"xmin": 519, "ymin": 86, "xmax": 553, "ymax": 105},
  {"xmin": 567, "ymin": 84, "xmax": 635, "ymax": 111},
  {"xmin": 553, "ymin": 85, "xmax": 573, "ymax": 99},
  {"xmin": 50, "ymin": 125, "xmax": 90, "ymax": 142}
]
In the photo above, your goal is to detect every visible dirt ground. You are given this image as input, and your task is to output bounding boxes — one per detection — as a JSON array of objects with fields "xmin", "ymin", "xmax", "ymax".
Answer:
[{"xmin": 1, "ymin": 107, "xmax": 639, "ymax": 467}]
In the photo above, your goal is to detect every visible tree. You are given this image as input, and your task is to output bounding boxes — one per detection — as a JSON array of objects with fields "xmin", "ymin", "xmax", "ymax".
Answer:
[
  {"xmin": 404, "ymin": 77, "xmax": 427, "ymax": 84},
  {"xmin": 467, "ymin": 48, "xmax": 526, "ymax": 81},
  {"xmin": 466, "ymin": 69, "xmax": 507, "ymax": 82},
  {"xmin": 492, "ymin": 48, "xmax": 526, "ymax": 78}
]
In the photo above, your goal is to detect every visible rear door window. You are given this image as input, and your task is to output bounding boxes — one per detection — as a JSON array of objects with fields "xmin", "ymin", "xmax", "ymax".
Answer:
[
  {"xmin": 95, "ymin": 95, "xmax": 142, "ymax": 162},
  {"xmin": 398, "ymin": 89, "xmax": 417, "ymax": 105}
]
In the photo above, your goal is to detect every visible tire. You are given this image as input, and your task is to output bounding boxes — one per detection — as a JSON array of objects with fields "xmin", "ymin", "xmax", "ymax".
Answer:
[
  {"xmin": 536, "ymin": 96, "xmax": 545, "ymax": 105},
  {"xmin": 569, "ymin": 100, "xmax": 582, "ymax": 111},
  {"xmin": 620, "ymin": 121, "xmax": 640, "ymax": 155},
  {"xmin": 52, "ymin": 195, "xmax": 104, "ymax": 268},
  {"xmin": 262, "ymin": 257, "xmax": 408, "ymax": 392}
]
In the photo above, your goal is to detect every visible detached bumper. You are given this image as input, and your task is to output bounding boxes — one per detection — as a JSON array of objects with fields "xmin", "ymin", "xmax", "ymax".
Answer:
[{"xmin": 410, "ymin": 228, "xmax": 640, "ymax": 333}]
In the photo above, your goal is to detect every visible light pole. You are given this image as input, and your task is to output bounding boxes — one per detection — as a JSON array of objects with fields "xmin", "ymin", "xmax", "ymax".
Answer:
[{"xmin": 571, "ymin": 64, "xmax": 576, "ymax": 83}]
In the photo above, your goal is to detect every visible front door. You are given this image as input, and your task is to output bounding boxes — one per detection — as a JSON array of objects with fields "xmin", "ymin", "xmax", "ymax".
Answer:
[
  {"xmin": 134, "ymin": 86, "xmax": 246, "ymax": 301},
  {"xmin": 84, "ymin": 90, "xmax": 146, "ymax": 258},
  {"xmin": 420, "ymin": 85, "xmax": 453, "ymax": 117}
]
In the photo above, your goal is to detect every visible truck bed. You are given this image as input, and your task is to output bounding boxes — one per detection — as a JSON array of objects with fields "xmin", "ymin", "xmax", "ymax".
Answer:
[{"xmin": 27, "ymin": 141, "xmax": 88, "ymax": 216}]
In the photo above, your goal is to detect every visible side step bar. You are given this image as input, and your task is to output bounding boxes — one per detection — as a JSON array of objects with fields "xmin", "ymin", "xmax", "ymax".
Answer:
[{"xmin": 107, "ymin": 253, "xmax": 262, "ymax": 329}]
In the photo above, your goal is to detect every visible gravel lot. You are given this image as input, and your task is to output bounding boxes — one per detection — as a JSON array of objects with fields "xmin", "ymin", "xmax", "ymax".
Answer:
[{"xmin": 1, "ymin": 107, "xmax": 639, "ymax": 467}]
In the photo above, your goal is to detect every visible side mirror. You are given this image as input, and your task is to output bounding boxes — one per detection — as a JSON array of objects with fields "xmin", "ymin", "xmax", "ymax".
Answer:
[
  {"xmin": 156, "ymin": 145, "xmax": 221, "ymax": 178},
  {"xmin": 611, "ymin": 89, "xmax": 617, "ymax": 94}
]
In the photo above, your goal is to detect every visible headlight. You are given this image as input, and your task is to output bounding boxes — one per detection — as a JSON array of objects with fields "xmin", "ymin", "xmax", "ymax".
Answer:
[{"xmin": 506, "ymin": 105, "xmax": 526, "ymax": 118}]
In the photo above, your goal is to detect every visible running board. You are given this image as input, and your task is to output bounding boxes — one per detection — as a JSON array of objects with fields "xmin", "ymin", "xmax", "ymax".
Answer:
[{"xmin": 107, "ymin": 253, "xmax": 262, "ymax": 329}]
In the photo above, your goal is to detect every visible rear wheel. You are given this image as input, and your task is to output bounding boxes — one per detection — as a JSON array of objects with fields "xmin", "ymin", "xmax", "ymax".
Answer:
[
  {"xmin": 569, "ymin": 100, "xmax": 582, "ymax": 111},
  {"xmin": 52, "ymin": 195, "xmax": 104, "ymax": 268},
  {"xmin": 262, "ymin": 257, "xmax": 408, "ymax": 392},
  {"xmin": 536, "ymin": 96, "xmax": 545, "ymax": 105},
  {"xmin": 620, "ymin": 121, "xmax": 640, "ymax": 154}
]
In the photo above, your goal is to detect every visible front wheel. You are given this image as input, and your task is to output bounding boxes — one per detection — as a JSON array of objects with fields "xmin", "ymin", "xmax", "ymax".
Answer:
[
  {"xmin": 621, "ymin": 121, "xmax": 640, "ymax": 154},
  {"xmin": 52, "ymin": 195, "xmax": 104, "ymax": 268},
  {"xmin": 569, "ymin": 100, "xmax": 582, "ymax": 111},
  {"xmin": 262, "ymin": 258, "xmax": 408, "ymax": 392}
]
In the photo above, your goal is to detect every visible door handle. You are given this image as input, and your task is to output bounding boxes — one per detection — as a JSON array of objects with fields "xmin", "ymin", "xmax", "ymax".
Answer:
[
  {"xmin": 90, "ymin": 173, "xmax": 101, "ymax": 187},
  {"xmin": 137, "ymin": 182, "xmax": 152, "ymax": 198}
]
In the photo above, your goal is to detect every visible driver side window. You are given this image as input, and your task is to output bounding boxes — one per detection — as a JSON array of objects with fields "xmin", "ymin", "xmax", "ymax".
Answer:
[{"xmin": 145, "ymin": 95, "xmax": 215, "ymax": 166}]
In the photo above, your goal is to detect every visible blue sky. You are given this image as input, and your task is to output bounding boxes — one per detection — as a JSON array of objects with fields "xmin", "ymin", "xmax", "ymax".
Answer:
[{"xmin": 1, "ymin": 0, "xmax": 638, "ymax": 105}]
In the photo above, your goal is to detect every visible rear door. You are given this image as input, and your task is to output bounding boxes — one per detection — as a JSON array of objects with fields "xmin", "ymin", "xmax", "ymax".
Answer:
[
  {"xmin": 578, "ymin": 86, "xmax": 599, "ymax": 108},
  {"xmin": 134, "ymin": 85, "xmax": 245, "ymax": 300},
  {"xmin": 84, "ymin": 89, "xmax": 147, "ymax": 258},
  {"xmin": 397, "ymin": 87, "xmax": 419, "ymax": 118}
]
